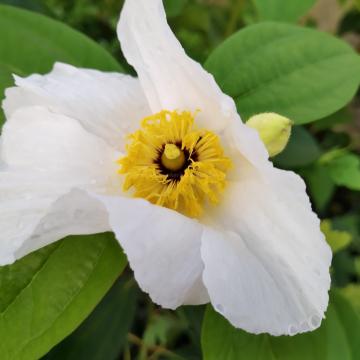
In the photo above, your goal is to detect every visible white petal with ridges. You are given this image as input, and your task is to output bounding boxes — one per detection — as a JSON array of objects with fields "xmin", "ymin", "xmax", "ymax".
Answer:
[
  {"xmin": 201, "ymin": 169, "xmax": 331, "ymax": 335},
  {"xmin": 94, "ymin": 196, "xmax": 209, "ymax": 308},
  {"xmin": 0, "ymin": 106, "xmax": 119, "ymax": 264},
  {"xmin": 117, "ymin": 0, "xmax": 236, "ymax": 133},
  {"xmin": 1, "ymin": 106, "xmax": 120, "ymax": 188},
  {"xmin": 13, "ymin": 188, "xmax": 110, "ymax": 260},
  {"xmin": 3, "ymin": 63, "xmax": 150, "ymax": 151}
]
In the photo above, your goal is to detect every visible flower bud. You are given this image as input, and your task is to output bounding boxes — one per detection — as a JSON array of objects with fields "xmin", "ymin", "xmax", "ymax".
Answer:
[{"xmin": 246, "ymin": 113, "xmax": 292, "ymax": 157}]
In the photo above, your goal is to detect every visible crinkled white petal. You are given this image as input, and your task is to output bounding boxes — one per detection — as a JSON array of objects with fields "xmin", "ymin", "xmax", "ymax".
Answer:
[
  {"xmin": 3, "ymin": 63, "xmax": 150, "ymax": 151},
  {"xmin": 0, "ymin": 106, "xmax": 119, "ymax": 264},
  {"xmin": 1, "ymin": 106, "xmax": 120, "ymax": 189},
  {"xmin": 0, "ymin": 172, "xmax": 110, "ymax": 265},
  {"xmin": 94, "ymin": 195, "xmax": 209, "ymax": 308},
  {"xmin": 117, "ymin": 0, "xmax": 236, "ymax": 133},
  {"xmin": 201, "ymin": 167, "xmax": 332, "ymax": 335}
]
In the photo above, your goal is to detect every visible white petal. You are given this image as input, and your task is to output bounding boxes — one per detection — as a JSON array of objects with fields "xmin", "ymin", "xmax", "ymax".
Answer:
[
  {"xmin": 0, "ymin": 106, "xmax": 119, "ymax": 264},
  {"xmin": 3, "ymin": 63, "xmax": 150, "ymax": 150},
  {"xmin": 0, "ymin": 170, "xmax": 110, "ymax": 264},
  {"xmin": 0, "ymin": 168, "xmax": 62, "ymax": 264},
  {"xmin": 117, "ymin": 0, "xmax": 236, "ymax": 133},
  {"xmin": 14, "ymin": 188, "xmax": 110, "ymax": 260},
  {"xmin": 94, "ymin": 195, "xmax": 209, "ymax": 308},
  {"xmin": 1, "ymin": 106, "xmax": 120, "ymax": 192},
  {"xmin": 202, "ymin": 169, "xmax": 332, "ymax": 335}
]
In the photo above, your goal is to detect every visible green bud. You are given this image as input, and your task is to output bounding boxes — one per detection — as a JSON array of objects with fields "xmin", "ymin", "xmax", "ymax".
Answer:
[{"xmin": 246, "ymin": 112, "xmax": 292, "ymax": 157}]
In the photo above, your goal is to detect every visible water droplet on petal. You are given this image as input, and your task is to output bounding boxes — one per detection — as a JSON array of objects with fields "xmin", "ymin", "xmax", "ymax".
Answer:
[
  {"xmin": 215, "ymin": 304, "xmax": 224, "ymax": 313},
  {"xmin": 310, "ymin": 315, "xmax": 321, "ymax": 329},
  {"xmin": 288, "ymin": 325, "xmax": 298, "ymax": 336}
]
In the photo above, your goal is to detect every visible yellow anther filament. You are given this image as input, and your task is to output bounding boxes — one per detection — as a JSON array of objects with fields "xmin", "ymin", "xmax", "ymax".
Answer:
[
  {"xmin": 161, "ymin": 144, "xmax": 186, "ymax": 171},
  {"xmin": 119, "ymin": 110, "xmax": 232, "ymax": 218}
]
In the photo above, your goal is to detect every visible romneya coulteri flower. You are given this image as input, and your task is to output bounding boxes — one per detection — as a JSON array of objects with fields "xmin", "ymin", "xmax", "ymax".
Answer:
[{"xmin": 0, "ymin": 0, "xmax": 331, "ymax": 336}]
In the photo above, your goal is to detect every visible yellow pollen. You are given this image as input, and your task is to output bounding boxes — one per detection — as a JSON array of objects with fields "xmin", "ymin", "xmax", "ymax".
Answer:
[
  {"xmin": 161, "ymin": 144, "xmax": 186, "ymax": 171},
  {"xmin": 118, "ymin": 110, "xmax": 232, "ymax": 218}
]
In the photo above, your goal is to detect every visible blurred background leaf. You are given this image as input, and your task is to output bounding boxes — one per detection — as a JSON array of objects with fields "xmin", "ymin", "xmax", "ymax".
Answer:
[
  {"xmin": 253, "ymin": 0, "xmax": 316, "ymax": 23},
  {"xmin": 321, "ymin": 219, "xmax": 352, "ymax": 253},
  {"xmin": 323, "ymin": 151, "xmax": 360, "ymax": 191},
  {"xmin": 273, "ymin": 126, "xmax": 321, "ymax": 169}
]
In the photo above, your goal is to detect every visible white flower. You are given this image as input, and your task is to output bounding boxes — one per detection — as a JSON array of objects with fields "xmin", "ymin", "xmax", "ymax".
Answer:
[{"xmin": 0, "ymin": 0, "xmax": 331, "ymax": 336}]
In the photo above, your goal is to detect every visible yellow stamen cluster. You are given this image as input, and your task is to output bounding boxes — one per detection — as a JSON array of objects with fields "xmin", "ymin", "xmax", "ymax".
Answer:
[{"xmin": 119, "ymin": 110, "xmax": 232, "ymax": 218}]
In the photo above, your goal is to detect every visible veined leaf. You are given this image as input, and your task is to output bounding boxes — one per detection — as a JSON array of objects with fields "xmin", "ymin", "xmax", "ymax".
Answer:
[
  {"xmin": 0, "ymin": 233, "xmax": 126, "ymax": 360},
  {"xmin": 44, "ymin": 277, "xmax": 137, "ymax": 360},
  {"xmin": 202, "ymin": 291, "xmax": 360, "ymax": 360},
  {"xmin": 205, "ymin": 22, "xmax": 360, "ymax": 124}
]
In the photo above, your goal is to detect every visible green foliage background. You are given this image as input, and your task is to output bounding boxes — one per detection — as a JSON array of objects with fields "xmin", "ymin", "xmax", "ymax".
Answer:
[{"xmin": 0, "ymin": 0, "xmax": 359, "ymax": 359}]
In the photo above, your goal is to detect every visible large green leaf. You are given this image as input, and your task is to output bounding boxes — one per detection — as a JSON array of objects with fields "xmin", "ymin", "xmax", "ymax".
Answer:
[
  {"xmin": 0, "ymin": 233, "xmax": 126, "ymax": 360},
  {"xmin": 44, "ymin": 277, "xmax": 137, "ymax": 360},
  {"xmin": 205, "ymin": 22, "xmax": 360, "ymax": 124},
  {"xmin": 253, "ymin": 0, "xmax": 315, "ymax": 23},
  {"xmin": 0, "ymin": 4, "xmax": 122, "ymax": 128},
  {"xmin": 201, "ymin": 291, "xmax": 360, "ymax": 360},
  {"xmin": 0, "ymin": 4, "xmax": 121, "ymax": 73}
]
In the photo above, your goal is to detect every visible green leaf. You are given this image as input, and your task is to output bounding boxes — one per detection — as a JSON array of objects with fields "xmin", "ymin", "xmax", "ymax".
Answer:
[
  {"xmin": 254, "ymin": 0, "xmax": 315, "ymax": 23},
  {"xmin": 205, "ymin": 22, "xmax": 360, "ymax": 124},
  {"xmin": 0, "ymin": 233, "xmax": 127, "ymax": 360},
  {"xmin": 44, "ymin": 277, "xmax": 137, "ymax": 360},
  {"xmin": 320, "ymin": 220, "xmax": 352, "ymax": 253},
  {"xmin": 273, "ymin": 126, "xmax": 321, "ymax": 168},
  {"xmin": 302, "ymin": 164, "xmax": 335, "ymax": 213},
  {"xmin": 201, "ymin": 291, "xmax": 360, "ymax": 360},
  {"xmin": 0, "ymin": 0, "xmax": 47, "ymax": 13},
  {"xmin": 0, "ymin": 5, "xmax": 121, "ymax": 73},
  {"xmin": 332, "ymin": 251, "xmax": 357, "ymax": 287},
  {"xmin": 312, "ymin": 108, "xmax": 352, "ymax": 132},
  {"xmin": 356, "ymin": 0, "xmax": 360, "ymax": 11},
  {"xmin": 332, "ymin": 215, "xmax": 360, "ymax": 247},
  {"xmin": 0, "ymin": 63, "xmax": 16, "ymax": 128},
  {"xmin": 324, "ymin": 152, "xmax": 360, "ymax": 191},
  {"xmin": 342, "ymin": 285, "xmax": 360, "ymax": 318},
  {"xmin": 164, "ymin": 0, "xmax": 188, "ymax": 17},
  {"xmin": 356, "ymin": 258, "xmax": 360, "ymax": 277},
  {"xmin": 0, "ymin": 4, "xmax": 122, "ymax": 128}
]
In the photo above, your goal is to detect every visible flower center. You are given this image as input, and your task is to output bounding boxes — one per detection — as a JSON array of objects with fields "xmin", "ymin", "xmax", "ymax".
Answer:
[
  {"xmin": 119, "ymin": 110, "xmax": 232, "ymax": 218},
  {"xmin": 161, "ymin": 144, "xmax": 186, "ymax": 171}
]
